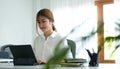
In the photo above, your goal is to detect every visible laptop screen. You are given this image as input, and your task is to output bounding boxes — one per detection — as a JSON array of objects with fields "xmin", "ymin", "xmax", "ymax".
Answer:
[{"xmin": 9, "ymin": 45, "xmax": 37, "ymax": 65}]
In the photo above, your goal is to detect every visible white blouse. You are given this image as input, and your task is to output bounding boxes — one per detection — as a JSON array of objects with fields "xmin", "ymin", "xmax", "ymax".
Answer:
[{"xmin": 33, "ymin": 31, "xmax": 72, "ymax": 62}]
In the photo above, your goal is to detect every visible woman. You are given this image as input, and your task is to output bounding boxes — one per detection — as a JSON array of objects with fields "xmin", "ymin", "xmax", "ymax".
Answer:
[{"xmin": 34, "ymin": 8, "xmax": 71, "ymax": 64}]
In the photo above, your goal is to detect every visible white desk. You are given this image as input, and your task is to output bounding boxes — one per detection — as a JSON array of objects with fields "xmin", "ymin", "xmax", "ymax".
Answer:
[
  {"xmin": 0, "ymin": 59, "xmax": 13, "ymax": 63},
  {"xmin": 0, "ymin": 63, "xmax": 119, "ymax": 69}
]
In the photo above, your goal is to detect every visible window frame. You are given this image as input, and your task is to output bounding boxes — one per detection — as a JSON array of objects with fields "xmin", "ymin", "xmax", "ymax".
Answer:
[{"xmin": 95, "ymin": 0, "xmax": 115, "ymax": 63}]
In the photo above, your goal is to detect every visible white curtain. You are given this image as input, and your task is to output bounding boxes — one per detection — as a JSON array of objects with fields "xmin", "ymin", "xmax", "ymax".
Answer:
[
  {"xmin": 35, "ymin": 0, "xmax": 97, "ymax": 60},
  {"xmin": 37, "ymin": 0, "xmax": 96, "ymax": 35}
]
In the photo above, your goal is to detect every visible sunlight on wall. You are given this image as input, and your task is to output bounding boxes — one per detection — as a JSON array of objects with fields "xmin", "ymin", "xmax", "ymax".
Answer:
[
  {"xmin": 54, "ymin": 6, "xmax": 97, "ymax": 37},
  {"xmin": 53, "ymin": 6, "xmax": 97, "ymax": 59}
]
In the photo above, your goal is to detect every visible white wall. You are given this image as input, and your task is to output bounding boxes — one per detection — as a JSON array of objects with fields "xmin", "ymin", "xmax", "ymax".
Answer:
[{"xmin": 0, "ymin": 0, "xmax": 34, "ymax": 46}]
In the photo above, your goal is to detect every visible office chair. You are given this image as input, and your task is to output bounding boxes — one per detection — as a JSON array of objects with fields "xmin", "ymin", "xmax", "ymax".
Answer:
[
  {"xmin": 65, "ymin": 39, "xmax": 87, "ymax": 64},
  {"xmin": 67, "ymin": 39, "xmax": 76, "ymax": 59},
  {"xmin": 0, "ymin": 44, "xmax": 13, "ymax": 59}
]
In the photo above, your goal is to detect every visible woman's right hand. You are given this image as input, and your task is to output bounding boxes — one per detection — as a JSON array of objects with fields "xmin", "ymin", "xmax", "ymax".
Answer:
[{"xmin": 37, "ymin": 59, "xmax": 46, "ymax": 64}]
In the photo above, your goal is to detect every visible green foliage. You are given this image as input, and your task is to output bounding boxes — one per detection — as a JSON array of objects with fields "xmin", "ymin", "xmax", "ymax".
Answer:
[
  {"xmin": 104, "ymin": 19, "xmax": 120, "ymax": 57},
  {"xmin": 44, "ymin": 20, "xmax": 120, "ymax": 69},
  {"xmin": 44, "ymin": 26, "xmax": 77, "ymax": 69},
  {"xmin": 98, "ymin": 31, "xmax": 120, "ymax": 58},
  {"xmin": 45, "ymin": 47, "xmax": 69, "ymax": 69}
]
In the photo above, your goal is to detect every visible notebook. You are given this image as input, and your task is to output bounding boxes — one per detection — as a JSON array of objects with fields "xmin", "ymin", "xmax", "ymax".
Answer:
[
  {"xmin": 61, "ymin": 58, "xmax": 87, "ymax": 67},
  {"xmin": 9, "ymin": 45, "xmax": 37, "ymax": 65},
  {"xmin": 64, "ymin": 58, "xmax": 87, "ymax": 63}
]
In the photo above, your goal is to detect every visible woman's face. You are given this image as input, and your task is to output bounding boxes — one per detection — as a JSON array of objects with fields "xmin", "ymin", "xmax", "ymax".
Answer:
[{"xmin": 37, "ymin": 16, "xmax": 53, "ymax": 33}]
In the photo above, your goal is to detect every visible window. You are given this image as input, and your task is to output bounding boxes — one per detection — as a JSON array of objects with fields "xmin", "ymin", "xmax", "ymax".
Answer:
[
  {"xmin": 95, "ymin": 0, "xmax": 115, "ymax": 63},
  {"xmin": 104, "ymin": 4, "xmax": 116, "ymax": 60}
]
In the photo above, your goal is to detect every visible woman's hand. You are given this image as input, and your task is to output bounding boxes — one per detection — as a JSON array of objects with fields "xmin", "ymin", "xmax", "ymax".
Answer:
[{"xmin": 37, "ymin": 58, "xmax": 46, "ymax": 64}]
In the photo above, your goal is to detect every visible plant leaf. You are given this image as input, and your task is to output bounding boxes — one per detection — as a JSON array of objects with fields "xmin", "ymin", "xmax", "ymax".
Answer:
[{"xmin": 45, "ymin": 47, "xmax": 69, "ymax": 69}]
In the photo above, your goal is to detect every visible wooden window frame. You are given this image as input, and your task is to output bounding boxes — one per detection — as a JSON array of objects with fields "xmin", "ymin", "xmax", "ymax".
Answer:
[{"xmin": 95, "ymin": 0, "xmax": 115, "ymax": 63}]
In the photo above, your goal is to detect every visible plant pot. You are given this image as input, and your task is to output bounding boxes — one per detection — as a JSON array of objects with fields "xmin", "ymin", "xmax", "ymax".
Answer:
[{"xmin": 89, "ymin": 53, "xmax": 99, "ymax": 67}]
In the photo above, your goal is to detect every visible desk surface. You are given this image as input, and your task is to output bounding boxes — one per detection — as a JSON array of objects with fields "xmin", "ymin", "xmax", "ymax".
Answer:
[
  {"xmin": 0, "ymin": 63, "xmax": 119, "ymax": 69},
  {"xmin": 0, "ymin": 59, "xmax": 13, "ymax": 63}
]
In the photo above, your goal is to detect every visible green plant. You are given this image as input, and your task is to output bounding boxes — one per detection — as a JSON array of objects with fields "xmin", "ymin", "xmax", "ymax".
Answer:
[
  {"xmin": 44, "ymin": 20, "xmax": 106, "ymax": 69},
  {"xmin": 44, "ymin": 27, "xmax": 77, "ymax": 69},
  {"xmin": 104, "ymin": 19, "xmax": 120, "ymax": 56}
]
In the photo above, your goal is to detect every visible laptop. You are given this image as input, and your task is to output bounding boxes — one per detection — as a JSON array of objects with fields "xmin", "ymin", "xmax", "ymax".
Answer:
[{"xmin": 9, "ymin": 45, "xmax": 37, "ymax": 65}]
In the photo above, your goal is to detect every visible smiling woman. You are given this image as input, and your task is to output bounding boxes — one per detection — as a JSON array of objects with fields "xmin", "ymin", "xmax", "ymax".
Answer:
[
  {"xmin": 33, "ymin": 8, "xmax": 72, "ymax": 64},
  {"xmin": 34, "ymin": 0, "xmax": 97, "ymax": 64}
]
